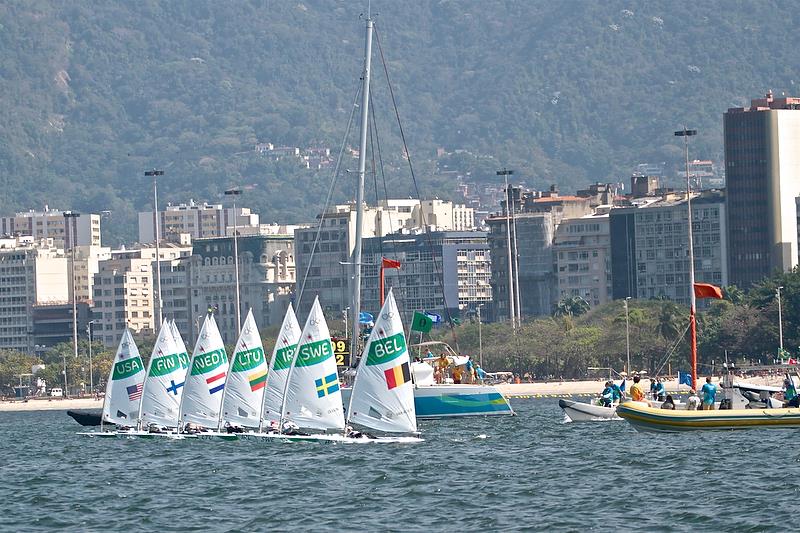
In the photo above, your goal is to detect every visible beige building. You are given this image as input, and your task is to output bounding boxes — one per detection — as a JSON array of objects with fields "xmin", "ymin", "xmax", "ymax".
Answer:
[
  {"xmin": 138, "ymin": 200, "xmax": 260, "ymax": 243},
  {"xmin": 71, "ymin": 245, "xmax": 112, "ymax": 303},
  {"xmin": 553, "ymin": 214, "xmax": 612, "ymax": 308},
  {"xmin": 0, "ymin": 237, "xmax": 69, "ymax": 352},
  {"xmin": 0, "ymin": 208, "xmax": 101, "ymax": 249},
  {"xmin": 92, "ymin": 244, "xmax": 192, "ymax": 346}
]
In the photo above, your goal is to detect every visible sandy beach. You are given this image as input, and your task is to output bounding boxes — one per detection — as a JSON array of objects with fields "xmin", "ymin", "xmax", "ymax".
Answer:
[{"xmin": 0, "ymin": 398, "xmax": 103, "ymax": 412}]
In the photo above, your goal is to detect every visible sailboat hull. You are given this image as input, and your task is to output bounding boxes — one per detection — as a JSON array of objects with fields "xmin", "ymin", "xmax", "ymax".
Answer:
[
  {"xmin": 617, "ymin": 401, "xmax": 800, "ymax": 432},
  {"xmin": 413, "ymin": 384, "xmax": 513, "ymax": 418},
  {"xmin": 559, "ymin": 398, "xmax": 620, "ymax": 421}
]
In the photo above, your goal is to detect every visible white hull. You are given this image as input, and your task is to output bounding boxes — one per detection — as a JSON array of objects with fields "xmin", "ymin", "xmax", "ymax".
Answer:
[
  {"xmin": 559, "ymin": 399, "xmax": 620, "ymax": 421},
  {"xmin": 239, "ymin": 431, "xmax": 422, "ymax": 444},
  {"xmin": 78, "ymin": 429, "xmax": 195, "ymax": 439}
]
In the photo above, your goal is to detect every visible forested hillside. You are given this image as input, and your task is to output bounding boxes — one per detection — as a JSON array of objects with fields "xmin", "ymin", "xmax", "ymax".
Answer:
[{"xmin": 1, "ymin": 0, "xmax": 798, "ymax": 244}]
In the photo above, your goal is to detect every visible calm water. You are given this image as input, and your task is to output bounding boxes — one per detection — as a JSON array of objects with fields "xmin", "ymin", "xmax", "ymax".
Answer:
[{"xmin": 1, "ymin": 399, "xmax": 797, "ymax": 532}]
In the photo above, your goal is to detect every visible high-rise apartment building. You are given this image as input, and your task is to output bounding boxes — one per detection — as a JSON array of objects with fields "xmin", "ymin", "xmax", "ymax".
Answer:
[
  {"xmin": 553, "ymin": 214, "xmax": 612, "ymax": 308},
  {"xmin": 138, "ymin": 201, "xmax": 260, "ymax": 243},
  {"xmin": 360, "ymin": 231, "xmax": 491, "ymax": 324},
  {"xmin": 610, "ymin": 191, "xmax": 727, "ymax": 305},
  {"xmin": 294, "ymin": 199, "xmax": 474, "ymax": 315},
  {"xmin": 725, "ymin": 91, "xmax": 800, "ymax": 287},
  {"xmin": 0, "ymin": 208, "xmax": 101, "ymax": 249},
  {"xmin": 0, "ymin": 237, "xmax": 69, "ymax": 352}
]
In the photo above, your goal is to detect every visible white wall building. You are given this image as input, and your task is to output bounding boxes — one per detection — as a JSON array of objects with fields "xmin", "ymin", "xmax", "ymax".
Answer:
[
  {"xmin": 138, "ymin": 201, "xmax": 260, "ymax": 243},
  {"xmin": 0, "ymin": 208, "xmax": 101, "ymax": 249}
]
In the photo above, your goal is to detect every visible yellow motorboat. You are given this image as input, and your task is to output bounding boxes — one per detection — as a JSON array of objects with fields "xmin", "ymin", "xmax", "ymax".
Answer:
[{"xmin": 617, "ymin": 401, "xmax": 800, "ymax": 432}]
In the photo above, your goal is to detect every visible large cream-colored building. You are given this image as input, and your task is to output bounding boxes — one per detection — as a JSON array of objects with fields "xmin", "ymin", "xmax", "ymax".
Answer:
[
  {"xmin": 0, "ymin": 208, "xmax": 101, "ymax": 249},
  {"xmin": 71, "ymin": 245, "xmax": 112, "ymax": 303},
  {"xmin": 0, "ymin": 237, "xmax": 69, "ymax": 352},
  {"xmin": 92, "ymin": 244, "xmax": 192, "ymax": 345},
  {"xmin": 138, "ymin": 201, "xmax": 260, "ymax": 243}
]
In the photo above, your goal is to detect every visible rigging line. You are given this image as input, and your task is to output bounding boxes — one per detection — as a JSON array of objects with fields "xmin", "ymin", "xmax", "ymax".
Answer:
[
  {"xmin": 296, "ymin": 81, "xmax": 362, "ymax": 311},
  {"xmin": 653, "ymin": 321, "xmax": 691, "ymax": 378},
  {"xmin": 370, "ymin": 89, "xmax": 396, "ymax": 253},
  {"xmin": 368, "ymin": 100, "xmax": 384, "ymax": 264},
  {"xmin": 374, "ymin": 25, "xmax": 459, "ymax": 350}
]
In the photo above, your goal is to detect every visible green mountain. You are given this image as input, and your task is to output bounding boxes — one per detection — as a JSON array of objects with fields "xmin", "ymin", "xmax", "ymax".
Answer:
[{"xmin": 1, "ymin": 0, "xmax": 797, "ymax": 244}]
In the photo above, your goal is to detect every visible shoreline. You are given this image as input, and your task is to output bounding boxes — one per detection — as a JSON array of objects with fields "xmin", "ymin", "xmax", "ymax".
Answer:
[{"xmin": 0, "ymin": 398, "xmax": 103, "ymax": 412}]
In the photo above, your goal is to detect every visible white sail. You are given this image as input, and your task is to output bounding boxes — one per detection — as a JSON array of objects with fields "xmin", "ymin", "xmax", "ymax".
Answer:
[
  {"xmin": 102, "ymin": 329, "xmax": 145, "ymax": 426},
  {"xmin": 261, "ymin": 306, "xmax": 301, "ymax": 426},
  {"xmin": 220, "ymin": 310, "xmax": 268, "ymax": 428},
  {"xmin": 179, "ymin": 314, "xmax": 229, "ymax": 428},
  {"xmin": 348, "ymin": 289, "xmax": 416, "ymax": 433},
  {"xmin": 282, "ymin": 297, "xmax": 344, "ymax": 431},
  {"xmin": 139, "ymin": 323, "xmax": 189, "ymax": 428},
  {"xmin": 169, "ymin": 319, "xmax": 189, "ymax": 359}
]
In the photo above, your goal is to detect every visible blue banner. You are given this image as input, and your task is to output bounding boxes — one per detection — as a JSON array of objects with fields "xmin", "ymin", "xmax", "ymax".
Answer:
[{"xmin": 678, "ymin": 371, "xmax": 692, "ymax": 387}]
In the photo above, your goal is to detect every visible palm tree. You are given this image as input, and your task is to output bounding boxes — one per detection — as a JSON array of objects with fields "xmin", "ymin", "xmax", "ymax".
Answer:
[
  {"xmin": 655, "ymin": 302, "xmax": 684, "ymax": 341},
  {"xmin": 554, "ymin": 296, "xmax": 590, "ymax": 318},
  {"xmin": 722, "ymin": 285, "xmax": 744, "ymax": 305}
]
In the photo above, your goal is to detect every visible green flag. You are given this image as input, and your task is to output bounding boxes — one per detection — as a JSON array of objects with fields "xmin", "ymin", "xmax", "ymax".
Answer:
[{"xmin": 411, "ymin": 311, "xmax": 433, "ymax": 333}]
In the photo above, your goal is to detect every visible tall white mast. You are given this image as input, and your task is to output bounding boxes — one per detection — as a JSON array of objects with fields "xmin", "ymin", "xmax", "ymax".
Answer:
[{"xmin": 350, "ymin": 12, "xmax": 374, "ymax": 355}]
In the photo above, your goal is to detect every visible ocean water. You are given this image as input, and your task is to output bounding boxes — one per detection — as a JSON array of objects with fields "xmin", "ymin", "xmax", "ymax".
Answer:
[{"xmin": 1, "ymin": 399, "xmax": 797, "ymax": 532}]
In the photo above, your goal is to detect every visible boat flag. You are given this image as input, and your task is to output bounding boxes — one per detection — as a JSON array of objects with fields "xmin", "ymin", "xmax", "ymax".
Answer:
[
  {"xmin": 359, "ymin": 311, "xmax": 375, "ymax": 325},
  {"xmin": 248, "ymin": 369, "xmax": 267, "ymax": 392},
  {"xmin": 410, "ymin": 311, "xmax": 433, "ymax": 333},
  {"xmin": 619, "ymin": 379, "xmax": 626, "ymax": 392},
  {"xmin": 694, "ymin": 283, "xmax": 723, "ymax": 299},
  {"xmin": 679, "ymin": 371, "xmax": 692, "ymax": 387},
  {"xmin": 206, "ymin": 371, "xmax": 226, "ymax": 394}
]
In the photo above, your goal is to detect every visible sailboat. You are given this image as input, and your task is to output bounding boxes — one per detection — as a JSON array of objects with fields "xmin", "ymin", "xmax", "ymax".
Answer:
[
  {"xmin": 79, "ymin": 329, "xmax": 146, "ymax": 437},
  {"xmin": 217, "ymin": 309, "xmax": 268, "ymax": 430},
  {"xmin": 344, "ymin": 289, "xmax": 422, "ymax": 443},
  {"xmin": 260, "ymin": 305, "xmax": 301, "ymax": 430},
  {"xmin": 280, "ymin": 296, "xmax": 345, "ymax": 433},
  {"xmin": 177, "ymin": 313, "xmax": 229, "ymax": 433},
  {"xmin": 114, "ymin": 321, "xmax": 191, "ymax": 437}
]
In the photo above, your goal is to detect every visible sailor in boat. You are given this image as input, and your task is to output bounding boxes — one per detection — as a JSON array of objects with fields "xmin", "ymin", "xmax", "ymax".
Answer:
[
  {"xmin": 629, "ymin": 375, "xmax": 646, "ymax": 402},
  {"xmin": 700, "ymin": 376, "xmax": 718, "ymax": 410},
  {"xmin": 599, "ymin": 381, "xmax": 614, "ymax": 407},
  {"xmin": 345, "ymin": 425, "xmax": 377, "ymax": 440},
  {"xmin": 434, "ymin": 353, "xmax": 450, "ymax": 383},
  {"xmin": 223, "ymin": 421, "xmax": 244, "ymax": 434},
  {"xmin": 783, "ymin": 375, "xmax": 799, "ymax": 408},
  {"xmin": 475, "ymin": 363, "xmax": 487, "ymax": 383},
  {"xmin": 686, "ymin": 389, "xmax": 701, "ymax": 410},
  {"xmin": 611, "ymin": 380, "xmax": 625, "ymax": 403},
  {"xmin": 660, "ymin": 395, "xmax": 676, "ymax": 410},
  {"xmin": 651, "ymin": 378, "xmax": 666, "ymax": 401}
]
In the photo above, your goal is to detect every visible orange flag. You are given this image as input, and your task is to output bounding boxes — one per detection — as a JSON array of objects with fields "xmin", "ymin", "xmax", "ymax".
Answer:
[
  {"xmin": 694, "ymin": 283, "xmax": 723, "ymax": 299},
  {"xmin": 382, "ymin": 257, "xmax": 401, "ymax": 269}
]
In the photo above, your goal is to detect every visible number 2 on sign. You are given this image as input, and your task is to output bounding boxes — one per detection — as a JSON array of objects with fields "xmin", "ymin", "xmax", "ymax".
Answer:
[{"xmin": 335, "ymin": 353, "xmax": 345, "ymax": 366}]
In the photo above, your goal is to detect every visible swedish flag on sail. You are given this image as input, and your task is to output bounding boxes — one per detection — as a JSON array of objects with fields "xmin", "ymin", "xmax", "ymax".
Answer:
[{"xmin": 315, "ymin": 373, "xmax": 339, "ymax": 398}]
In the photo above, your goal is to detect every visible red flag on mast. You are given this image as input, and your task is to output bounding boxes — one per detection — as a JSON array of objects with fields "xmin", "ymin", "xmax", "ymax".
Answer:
[
  {"xmin": 693, "ymin": 283, "xmax": 723, "ymax": 299},
  {"xmin": 382, "ymin": 258, "xmax": 401, "ymax": 269}
]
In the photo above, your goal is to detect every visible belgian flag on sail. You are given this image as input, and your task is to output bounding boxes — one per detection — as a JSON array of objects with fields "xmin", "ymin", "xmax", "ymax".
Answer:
[{"xmin": 384, "ymin": 362, "xmax": 411, "ymax": 390}]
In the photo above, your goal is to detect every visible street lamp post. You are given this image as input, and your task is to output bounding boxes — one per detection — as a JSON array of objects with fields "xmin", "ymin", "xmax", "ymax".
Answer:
[
  {"xmin": 145, "ymin": 170, "xmax": 165, "ymax": 331},
  {"xmin": 64, "ymin": 211, "xmax": 80, "ymax": 398},
  {"xmin": 675, "ymin": 127, "xmax": 698, "ymax": 389},
  {"xmin": 225, "ymin": 188, "xmax": 242, "ymax": 335},
  {"xmin": 777, "ymin": 286, "xmax": 784, "ymax": 354},
  {"xmin": 497, "ymin": 169, "xmax": 516, "ymax": 332},
  {"xmin": 624, "ymin": 297, "xmax": 631, "ymax": 376},
  {"xmin": 343, "ymin": 307, "xmax": 350, "ymax": 339},
  {"xmin": 87, "ymin": 320, "xmax": 97, "ymax": 395}
]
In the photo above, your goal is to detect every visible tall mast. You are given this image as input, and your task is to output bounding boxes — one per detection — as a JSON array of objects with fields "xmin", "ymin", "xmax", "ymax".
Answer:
[
  {"xmin": 676, "ymin": 127, "xmax": 698, "ymax": 389},
  {"xmin": 350, "ymin": 12, "xmax": 374, "ymax": 355}
]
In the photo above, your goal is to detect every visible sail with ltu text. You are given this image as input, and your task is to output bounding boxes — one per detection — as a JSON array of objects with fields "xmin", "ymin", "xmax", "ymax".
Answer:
[
  {"xmin": 261, "ymin": 305, "xmax": 301, "ymax": 427},
  {"xmin": 138, "ymin": 322, "xmax": 189, "ymax": 428},
  {"xmin": 102, "ymin": 328, "xmax": 145, "ymax": 426},
  {"xmin": 179, "ymin": 314, "xmax": 229, "ymax": 428},
  {"xmin": 347, "ymin": 289, "xmax": 417, "ymax": 433},
  {"xmin": 220, "ymin": 310, "xmax": 268, "ymax": 428},
  {"xmin": 282, "ymin": 297, "xmax": 344, "ymax": 431}
]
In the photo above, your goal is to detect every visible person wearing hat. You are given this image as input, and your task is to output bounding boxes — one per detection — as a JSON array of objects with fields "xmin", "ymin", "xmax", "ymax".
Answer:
[{"xmin": 686, "ymin": 389, "xmax": 701, "ymax": 410}]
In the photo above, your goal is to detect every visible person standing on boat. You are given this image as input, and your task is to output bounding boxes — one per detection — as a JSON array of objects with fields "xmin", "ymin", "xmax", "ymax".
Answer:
[
  {"xmin": 783, "ymin": 375, "xmax": 799, "ymax": 408},
  {"xmin": 611, "ymin": 380, "xmax": 625, "ymax": 403},
  {"xmin": 700, "ymin": 377, "xmax": 717, "ymax": 410},
  {"xmin": 629, "ymin": 376, "xmax": 646, "ymax": 402},
  {"xmin": 475, "ymin": 364, "xmax": 487, "ymax": 383},
  {"xmin": 654, "ymin": 378, "xmax": 666, "ymax": 401}
]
